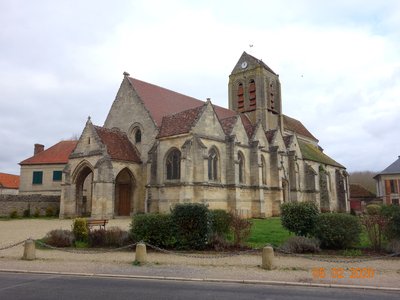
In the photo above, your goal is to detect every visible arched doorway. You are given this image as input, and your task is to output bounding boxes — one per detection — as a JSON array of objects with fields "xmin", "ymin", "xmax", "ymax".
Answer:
[
  {"xmin": 115, "ymin": 168, "xmax": 135, "ymax": 216},
  {"xmin": 75, "ymin": 164, "xmax": 93, "ymax": 217}
]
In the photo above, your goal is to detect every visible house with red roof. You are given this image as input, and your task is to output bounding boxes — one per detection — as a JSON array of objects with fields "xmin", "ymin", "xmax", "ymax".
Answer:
[
  {"xmin": 19, "ymin": 141, "xmax": 77, "ymax": 196},
  {"xmin": 374, "ymin": 156, "xmax": 400, "ymax": 205},
  {"xmin": 0, "ymin": 172, "xmax": 20, "ymax": 195},
  {"xmin": 59, "ymin": 52, "xmax": 349, "ymax": 218}
]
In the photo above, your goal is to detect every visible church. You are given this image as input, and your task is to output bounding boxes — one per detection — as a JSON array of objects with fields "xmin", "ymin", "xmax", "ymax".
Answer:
[{"xmin": 59, "ymin": 52, "xmax": 349, "ymax": 219}]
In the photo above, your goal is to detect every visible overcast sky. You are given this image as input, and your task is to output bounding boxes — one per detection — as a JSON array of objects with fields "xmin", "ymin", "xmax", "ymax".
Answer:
[{"xmin": 1, "ymin": 0, "xmax": 399, "ymax": 175}]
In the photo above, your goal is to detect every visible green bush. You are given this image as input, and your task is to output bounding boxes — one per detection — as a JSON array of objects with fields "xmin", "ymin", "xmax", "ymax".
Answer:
[
  {"xmin": 313, "ymin": 213, "xmax": 361, "ymax": 249},
  {"xmin": 44, "ymin": 229, "xmax": 74, "ymax": 247},
  {"xmin": 280, "ymin": 236, "xmax": 320, "ymax": 253},
  {"xmin": 280, "ymin": 201, "xmax": 319, "ymax": 237},
  {"xmin": 381, "ymin": 205, "xmax": 400, "ymax": 240},
  {"xmin": 209, "ymin": 209, "xmax": 232, "ymax": 238},
  {"xmin": 45, "ymin": 206, "xmax": 54, "ymax": 217},
  {"xmin": 9, "ymin": 210, "xmax": 18, "ymax": 218},
  {"xmin": 130, "ymin": 213, "xmax": 175, "ymax": 248},
  {"xmin": 366, "ymin": 204, "xmax": 381, "ymax": 215},
  {"xmin": 72, "ymin": 218, "xmax": 89, "ymax": 242},
  {"xmin": 171, "ymin": 203, "xmax": 210, "ymax": 250}
]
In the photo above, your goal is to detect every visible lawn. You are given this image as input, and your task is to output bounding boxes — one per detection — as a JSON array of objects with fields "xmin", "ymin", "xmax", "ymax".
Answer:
[
  {"xmin": 246, "ymin": 217, "xmax": 372, "ymax": 250},
  {"xmin": 246, "ymin": 217, "xmax": 292, "ymax": 248}
]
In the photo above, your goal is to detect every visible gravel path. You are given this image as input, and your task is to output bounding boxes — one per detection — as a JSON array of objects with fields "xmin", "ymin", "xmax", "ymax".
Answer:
[{"xmin": 1, "ymin": 219, "xmax": 399, "ymax": 289}]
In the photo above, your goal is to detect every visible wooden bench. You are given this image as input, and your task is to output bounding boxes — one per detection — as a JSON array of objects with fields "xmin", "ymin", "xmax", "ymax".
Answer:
[{"xmin": 87, "ymin": 219, "xmax": 109, "ymax": 230}]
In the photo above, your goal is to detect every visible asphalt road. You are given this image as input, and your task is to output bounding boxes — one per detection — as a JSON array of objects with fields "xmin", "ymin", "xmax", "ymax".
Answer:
[{"xmin": 0, "ymin": 272, "xmax": 398, "ymax": 300}]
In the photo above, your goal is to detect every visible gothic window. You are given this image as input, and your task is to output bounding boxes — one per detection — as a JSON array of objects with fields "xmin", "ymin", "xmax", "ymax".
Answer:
[
  {"xmin": 237, "ymin": 83, "xmax": 244, "ymax": 111},
  {"xmin": 208, "ymin": 148, "xmax": 218, "ymax": 181},
  {"xmin": 249, "ymin": 79, "xmax": 256, "ymax": 110},
  {"xmin": 166, "ymin": 149, "xmax": 181, "ymax": 180},
  {"xmin": 261, "ymin": 155, "xmax": 267, "ymax": 185},
  {"xmin": 135, "ymin": 129, "xmax": 142, "ymax": 143},
  {"xmin": 238, "ymin": 151, "xmax": 245, "ymax": 183}
]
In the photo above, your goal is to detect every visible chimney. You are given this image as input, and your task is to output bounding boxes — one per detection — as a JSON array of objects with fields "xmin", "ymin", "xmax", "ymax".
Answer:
[{"xmin": 34, "ymin": 144, "xmax": 44, "ymax": 155}]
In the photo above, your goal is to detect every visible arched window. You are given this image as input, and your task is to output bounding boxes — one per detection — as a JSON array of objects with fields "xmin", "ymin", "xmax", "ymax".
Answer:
[
  {"xmin": 208, "ymin": 148, "xmax": 218, "ymax": 181},
  {"xmin": 261, "ymin": 155, "xmax": 267, "ymax": 185},
  {"xmin": 249, "ymin": 79, "xmax": 256, "ymax": 110},
  {"xmin": 237, "ymin": 83, "xmax": 244, "ymax": 111},
  {"xmin": 269, "ymin": 81, "xmax": 275, "ymax": 110},
  {"xmin": 166, "ymin": 149, "xmax": 181, "ymax": 180},
  {"xmin": 135, "ymin": 129, "xmax": 141, "ymax": 143},
  {"xmin": 238, "ymin": 151, "xmax": 245, "ymax": 183}
]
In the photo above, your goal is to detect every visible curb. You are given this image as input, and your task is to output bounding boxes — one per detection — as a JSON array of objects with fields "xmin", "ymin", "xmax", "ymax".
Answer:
[{"xmin": 1, "ymin": 269, "xmax": 400, "ymax": 292}]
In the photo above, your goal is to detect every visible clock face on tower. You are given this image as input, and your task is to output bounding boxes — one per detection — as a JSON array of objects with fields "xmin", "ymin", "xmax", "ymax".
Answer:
[{"xmin": 241, "ymin": 61, "xmax": 248, "ymax": 69}]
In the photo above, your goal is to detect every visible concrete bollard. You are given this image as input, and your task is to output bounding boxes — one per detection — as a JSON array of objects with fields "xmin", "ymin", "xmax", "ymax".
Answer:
[
  {"xmin": 262, "ymin": 246, "xmax": 274, "ymax": 270},
  {"xmin": 135, "ymin": 243, "xmax": 147, "ymax": 263},
  {"xmin": 22, "ymin": 239, "xmax": 36, "ymax": 260}
]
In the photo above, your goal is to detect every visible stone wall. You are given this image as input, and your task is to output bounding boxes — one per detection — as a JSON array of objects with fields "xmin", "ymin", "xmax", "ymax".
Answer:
[{"xmin": 0, "ymin": 194, "xmax": 60, "ymax": 217}]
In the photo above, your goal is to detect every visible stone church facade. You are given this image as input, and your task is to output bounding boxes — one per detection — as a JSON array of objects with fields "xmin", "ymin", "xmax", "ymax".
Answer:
[{"xmin": 60, "ymin": 52, "xmax": 349, "ymax": 219}]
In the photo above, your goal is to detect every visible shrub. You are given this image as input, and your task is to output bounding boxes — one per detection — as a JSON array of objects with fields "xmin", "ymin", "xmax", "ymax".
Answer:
[
  {"xmin": 280, "ymin": 236, "xmax": 320, "ymax": 254},
  {"xmin": 361, "ymin": 210, "xmax": 388, "ymax": 251},
  {"xmin": 44, "ymin": 229, "xmax": 74, "ymax": 247},
  {"xmin": 45, "ymin": 206, "xmax": 54, "ymax": 217},
  {"xmin": 366, "ymin": 204, "xmax": 381, "ymax": 215},
  {"xmin": 171, "ymin": 203, "xmax": 210, "ymax": 250},
  {"xmin": 88, "ymin": 229, "xmax": 106, "ymax": 247},
  {"xmin": 230, "ymin": 212, "xmax": 252, "ymax": 247},
  {"xmin": 130, "ymin": 213, "xmax": 175, "ymax": 248},
  {"xmin": 280, "ymin": 201, "xmax": 319, "ymax": 237},
  {"xmin": 313, "ymin": 213, "xmax": 361, "ymax": 249},
  {"xmin": 209, "ymin": 209, "xmax": 232, "ymax": 238},
  {"xmin": 105, "ymin": 226, "xmax": 130, "ymax": 247},
  {"xmin": 381, "ymin": 205, "xmax": 400, "ymax": 240},
  {"xmin": 72, "ymin": 218, "xmax": 89, "ymax": 242},
  {"xmin": 33, "ymin": 208, "xmax": 40, "ymax": 218},
  {"xmin": 386, "ymin": 239, "xmax": 400, "ymax": 254},
  {"xmin": 23, "ymin": 208, "xmax": 31, "ymax": 218},
  {"xmin": 9, "ymin": 210, "xmax": 18, "ymax": 218}
]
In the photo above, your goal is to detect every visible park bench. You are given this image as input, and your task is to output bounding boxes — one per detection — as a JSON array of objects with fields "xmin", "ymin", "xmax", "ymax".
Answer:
[{"xmin": 87, "ymin": 219, "xmax": 109, "ymax": 230}]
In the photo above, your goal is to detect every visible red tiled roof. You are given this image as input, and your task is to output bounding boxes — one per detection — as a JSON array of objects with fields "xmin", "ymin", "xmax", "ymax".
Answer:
[
  {"xmin": 220, "ymin": 116, "xmax": 238, "ymax": 135},
  {"xmin": 265, "ymin": 130, "xmax": 277, "ymax": 144},
  {"xmin": 0, "ymin": 173, "xmax": 19, "ymax": 189},
  {"xmin": 94, "ymin": 126, "xmax": 141, "ymax": 163},
  {"xmin": 128, "ymin": 78, "xmax": 236, "ymax": 127},
  {"xmin": 157, "ymin": 105, "xmax": 205, "ymax": 138},
  {"xmin": 240, "ymin": 114, "xmax": 254, "ymax": 138},
  {"xmin": 283, "ymin": 115, "xmax": 318, "ymax": 142},
  {"xmin": 20, "ymin": 141, "xmax": 78, "ymax": 165},
  {"xmin": 350, "ymin": 184, "xmax": 376, "ymax": 199}
]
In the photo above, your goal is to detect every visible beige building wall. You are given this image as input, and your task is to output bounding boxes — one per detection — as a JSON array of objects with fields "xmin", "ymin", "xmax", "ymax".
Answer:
[{"xmin": 19, "ymin": 164, "xmax": 65, "ymax": 196}]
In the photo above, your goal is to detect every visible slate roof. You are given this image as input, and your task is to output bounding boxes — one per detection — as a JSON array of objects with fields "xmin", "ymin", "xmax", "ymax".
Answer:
[
  {"xmin": 350, "ymin": 184, "xmax": 376, "ymax": 199},
  {"xmin": 0, "ymin": 173, "xmax": 20, "ymax": 189},
  {"xmin": 375, "ymin": 156, "xmax": 400, "ymax": 176},
  {"xmin": 20, "ymin": 141, "xmax": 78, "ymax": 165},
  {"xmin": 298, "ymin": 140, "xmax": 344, "ymax": 168},
  {"xmin": 157, "ymin": 105, "xmax": 205, "ymax": 138},
  {"xmin": 283, "ymin": 115, "xmax": 318, "ymax": 142},
  {"xmin": 128, "ymin": 78, "xmax": 236, "ymax": 127},
  {"xmin": 94, "ymin": 126, "xmax": 141, "ymax": 163}
]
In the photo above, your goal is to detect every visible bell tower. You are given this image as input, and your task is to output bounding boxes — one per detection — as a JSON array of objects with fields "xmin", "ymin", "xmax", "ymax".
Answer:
[{"xmin": 228, "ymin": 52, "xmax": 282, "ymax": 131}]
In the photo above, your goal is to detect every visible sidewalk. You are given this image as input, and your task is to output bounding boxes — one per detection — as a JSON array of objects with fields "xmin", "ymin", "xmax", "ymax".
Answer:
[{"xmin": 1, "ymin": 219, "xmax": 400, "ymax": 290}]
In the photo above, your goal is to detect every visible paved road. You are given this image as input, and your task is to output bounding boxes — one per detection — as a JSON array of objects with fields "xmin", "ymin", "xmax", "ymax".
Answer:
[{"xmin": 0, "ymin": 272, "xmax": 398, "ymax": 300}]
